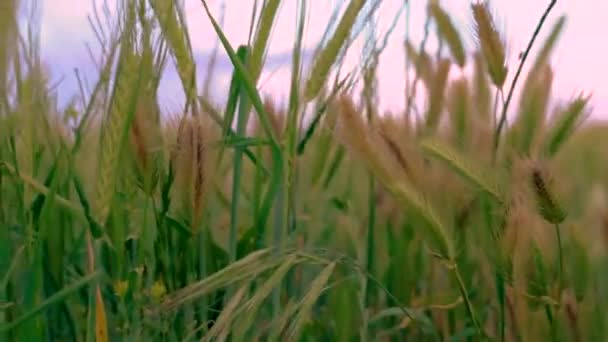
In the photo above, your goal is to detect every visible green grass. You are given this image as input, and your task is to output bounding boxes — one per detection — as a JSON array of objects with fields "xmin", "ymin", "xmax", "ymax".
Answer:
[{"xmin": 1, "ymin": 0, "xmax": 607, "ymax": 340}]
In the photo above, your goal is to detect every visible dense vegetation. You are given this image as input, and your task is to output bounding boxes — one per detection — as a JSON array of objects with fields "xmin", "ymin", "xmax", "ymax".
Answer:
[{"xmin": 1, "ymin": 0, "xmax": 606, "ymax": 340}]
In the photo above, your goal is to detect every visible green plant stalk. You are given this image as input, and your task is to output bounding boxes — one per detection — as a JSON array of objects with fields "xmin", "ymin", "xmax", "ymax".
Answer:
[
  {"xmin": 555, "ymin": 223, "xmax": 563, "ymax": 292},
  {"xmin": 453, "ymin": 264, "xmax": 483, "ymax": 338},
  {"xmin": 271, "ymin": 151, "xmax": 287, "ymax": 320},
  {"xmin": 200, "ymin": 0, "xmax": 279, "ymax": 148},
  {"xmin": 284, "ymin": 0, "xmax": 307, "ymax": 300},
  {"xmin": 496, "ymin": 272, "xmax": 506, "ymax": 342},
  {"xmin": 229, "ymin": 47, "xmax": 251, "ymax": 264},
  {"xmin": 1, "ymin": 272, "xmax": 102, "ymax": 333},
  {"xmin": 363, "ymin": 174, "xmax": 376, "ymax": 339}
]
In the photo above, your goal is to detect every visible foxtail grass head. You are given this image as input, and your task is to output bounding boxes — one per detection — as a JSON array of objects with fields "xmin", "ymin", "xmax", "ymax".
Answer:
[
  {"xmin": 529, "ymin": 160, "xmax": 566, "ymax": 224},
  {"xmin": 471, "ymin": 1, "xmax": 507, "ymax": 88}
]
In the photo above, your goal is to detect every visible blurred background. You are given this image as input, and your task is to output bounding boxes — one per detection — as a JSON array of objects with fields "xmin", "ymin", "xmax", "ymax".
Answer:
[{"xmin": 38, "ymin": 0, "xmax": 608, "ymax": 119}]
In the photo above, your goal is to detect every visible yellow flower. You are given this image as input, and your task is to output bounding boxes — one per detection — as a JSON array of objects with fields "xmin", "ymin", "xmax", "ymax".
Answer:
[
  {"xmin": 150, "ymin": 281, "xmax": 167, "ymax": 300},
  {"xmin": 114, "ymin": 280, "xmax": 129, "ymax": 298}
]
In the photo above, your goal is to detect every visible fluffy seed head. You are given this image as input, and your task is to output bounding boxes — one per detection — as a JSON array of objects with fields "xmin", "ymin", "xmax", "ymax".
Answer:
[
  {"xmin": 529, "ymin": 161, "xmax": 566, "ymax": 224},
  {"xmin": 471, "ymin": 1, "xmax": 507, "ymax": 88}
]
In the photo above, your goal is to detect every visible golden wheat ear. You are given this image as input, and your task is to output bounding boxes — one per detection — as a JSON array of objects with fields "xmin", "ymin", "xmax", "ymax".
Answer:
[
  {"xmin": 447, "ymin": 77, "xmax": 471, "ymax": 148},
  {"xmin": 425, "ymin": 58, "xmax": 452, "ymax": 133},
  {"xmin": 129, "ymin": 98, "xmax": 164, "ymax": 195},
  {"xmin": 172, "ymin": 115, "xmax": 215, "ymax": 232}
]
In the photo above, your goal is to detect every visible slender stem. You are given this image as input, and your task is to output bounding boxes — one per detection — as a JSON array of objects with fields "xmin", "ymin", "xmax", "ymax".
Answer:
[
  {"xmin": 492, "ymin": 87, "xmax": 500, "ymax": 131},
  {"xmin": 403, "ymin": 0, "xmax": 411, "ymax": 116},
  {"xmin": 453, "ymin": 265, "xmax": 483, "ymax": 338},
  {"xmin": 494, "ymin": 0, "xmax": 557, "ymax": 152},
  {"xmin": 404, "ymin": 8, "xmax": 431, "ymax": 122},
  {"xmin": 496, "ymin": 272, "xmax": 506, "ymax": 342},
  {"xmin": 359, "ymin": 174, "xmax": 376, "ymax": 341},
  {"xmin": 272, "ymin": 150, "xmax": 286, "ymax": 320},
  {"xmin": 555, "ymin": 223, "xmax": 563, "ymax": 292}
]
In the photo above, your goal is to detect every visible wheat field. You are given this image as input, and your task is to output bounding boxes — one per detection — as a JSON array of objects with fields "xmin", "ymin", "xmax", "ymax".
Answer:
[{"xmin": 1, "ymin": 0, "xmax": 608, "ymax": 341}]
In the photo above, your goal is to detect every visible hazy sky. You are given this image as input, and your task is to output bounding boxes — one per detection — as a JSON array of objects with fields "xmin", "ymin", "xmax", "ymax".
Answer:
[{"xmin": 38, "ymin": 0, "xmax": 608, "ymax": 119}]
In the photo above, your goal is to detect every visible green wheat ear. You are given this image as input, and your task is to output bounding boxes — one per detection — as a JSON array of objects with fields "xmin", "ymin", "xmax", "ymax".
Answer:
[
  {"xmin": 542, "ymin": 93, "xmax": 591, "ymax": 158},
  {"xmin": 509, "ymin": 64, "xmax": 553, "ymax": 156},
  {"xmin": 528, "ymin": 16, "xmax": 566, "ymax": 81},
  {"xmin": 304, "ymin": 0, "xmax": 366, "ymax": 102},
  {"xmin": 150, "ymin": 0, "xmax": 197, "ymax": 112},
  {"xmin": 95, "ymin": 37, "xmax": 141, "ymax": 227},
  {"xmin": 429, "ymin": 2, "xmax": 467, "ymax": 67},
  {"xmin": 249, "ymin": 0, "xmax": 282, "ymax": 81}
]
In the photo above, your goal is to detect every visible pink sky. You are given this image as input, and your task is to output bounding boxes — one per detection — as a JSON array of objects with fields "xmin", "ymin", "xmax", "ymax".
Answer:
[{"xmin": 39, "ymin": 0, "xmax": 607, "ymax": 119}]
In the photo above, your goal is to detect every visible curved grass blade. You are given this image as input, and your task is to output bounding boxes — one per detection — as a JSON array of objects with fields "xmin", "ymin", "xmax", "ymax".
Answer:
[
  {"xmin": 146, "ymin": 248, "xmax": 276, "ymax": 315},
  {"xmin": 286, "ymin": 262, "xmax": 336, "ymax": 340},
  {"xmin": 421, "ymin": 138, "xmax": 504, "ymax": 204},
  {"xmin": 233, "ymin": 254, "xmax": 300, "ymax": 340},
  {"xmin": 0, "ymin": 272, "xmax": 102, "ymax": 333},
  {"xmin": 203, "ymin": 283, "xmax": 249, "ymax": 342},
  {"xmin": 200, "ymin": 0, "xmax": 278, "ymax": 148}
]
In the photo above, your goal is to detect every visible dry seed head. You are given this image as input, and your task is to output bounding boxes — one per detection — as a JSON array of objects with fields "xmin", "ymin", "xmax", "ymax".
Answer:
[
  {"xmin": 471, "ymin": 1, "xmax": 507, "ymax": 88},
  {"xmin": 304, "ymin": 0, "xmax": 366, "ymax": 102},
  {"xmin": 513, "ymin": 64, "xmax": 554, "ymax": 155},
  {"xmin": 129, "ymin": 98, "xmax": 163, "ymax": 194},
  {"xmin": 405, "ymin": 39, "xmax": 434, "ymax": 87},
  {"xmin": 334, "ymin": 95, "xmax": 401, "ymax": 186},
  {"xmin": 447, "ymin": 77, "xmax": 470, "ymax": 147},
  {"xmin": 503, "ymin": 196, "xmax": 533, "ymax": 257},
  {"xmin": 172, "ymin": 115, "xmax": 213, "ymax": 232},
  {"xmin": 472, "ymin": 52, "xmax": 492, "ymax": 123},
  {"xmin": 375, "ymin": 116, "xmax": 417, "ymax": 181},
  {"xmin": 529, "ymin": 160, "xmax": 566, "ymax": 224},
  {"xmin": 264, "ymin": 96, "xmax": 285, "ymax": 139},
  {"xmin": 425, "ymin": 58, "xmax": 452, "ymax": 132},
  {"xmin": 429, "ymin": 2, "xmax": 467, "ymax": 67}
]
